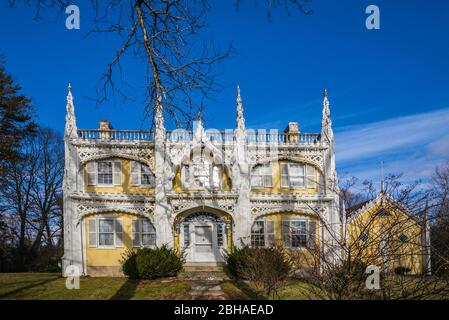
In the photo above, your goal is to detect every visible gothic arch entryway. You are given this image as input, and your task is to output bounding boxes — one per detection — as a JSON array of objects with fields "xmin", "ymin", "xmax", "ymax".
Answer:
[{"xmin": 174, "ymin": 208, "xmax": 232, "ymax": 264}]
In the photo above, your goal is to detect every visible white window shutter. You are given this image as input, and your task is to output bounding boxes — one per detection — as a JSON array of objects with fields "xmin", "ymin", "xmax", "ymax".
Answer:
[
  {"xmin": 113, "ymin": 161, "xmax": 122, "ymax": 185},
  {"xmin": 88, "ymin": 219, "xmax": 97, "ymax": 247},
  {"xmin": 308, "ymin": 221, "xmax": 317, "ymax": 249},
  {"xmin": 87, "ymin": 162, "xmax": 97, "ymax": 186},
  {"xmin": 131, "ymin": 161, "xmax": 140, "ymax": 185},
  {"xmin": 280, "ymin": 163, "xmax": 289, "ymax": 188},
  {"xmin": 115, "ymin": 219, "xmax": 124, "ymax": 247},
  {"xmin": 306, "ymin": 165, "xmax": 315, "ymax": 188},
  {"xmin": 132, "ymin": 219, "xmax": 141, "ymax": 247},
  {"xmin": 266, "ymin": 220, "xmax": 275, "ymax": 247},
  {"xmin": 281, "ymin": 221, "xmax": 291, "ymax": 247}
]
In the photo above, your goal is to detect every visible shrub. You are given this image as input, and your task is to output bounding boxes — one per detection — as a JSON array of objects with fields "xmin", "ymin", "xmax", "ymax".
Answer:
[
  {"xmin": 226, "ymin": 246, "xmax": 291, "ymax": 298},
  {"xmin": 121, "ymin": 249, "xmax": 139, "ymax": 278},
  {"xmin": 226, "ymin": 246, "xmax": 252, "ymax": 278},
  {"xmin": 135, "ymin": 246, "xmax": 183, "ymax": 279}
]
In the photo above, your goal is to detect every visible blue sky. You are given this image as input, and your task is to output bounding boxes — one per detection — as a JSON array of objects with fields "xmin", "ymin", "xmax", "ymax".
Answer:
[{"xmin": 1, "ymin": 0, "xmax": 448, "ymax": 187}]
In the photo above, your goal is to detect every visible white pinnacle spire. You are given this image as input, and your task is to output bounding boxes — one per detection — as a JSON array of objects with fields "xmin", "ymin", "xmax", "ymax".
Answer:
[
  {"xmin": 155, "ymin": 96, "xmax": 165, "ymax": 140},
  {"xmin": 321, "ymin": 88, "xmax": 334, "ymax": 143},
  {"xmin": 65, "ymin": 82, "xmax": 77, "ymax": 139},
  {"xmin": 236, "ymin": 85, "xmax": 245, "ymax": 131}
]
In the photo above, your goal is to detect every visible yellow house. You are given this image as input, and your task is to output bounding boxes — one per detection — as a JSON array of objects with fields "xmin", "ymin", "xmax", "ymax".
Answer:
[
  {"xmin": 62, "ymin": 85, "xmax": 342, "ymax": 277},
  {"xmin": 346, "ymin": 193, "xmax": 431, "ymax": 275}
]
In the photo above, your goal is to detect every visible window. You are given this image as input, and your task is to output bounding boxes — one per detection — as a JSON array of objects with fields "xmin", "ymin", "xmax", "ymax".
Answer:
[
  {"xmin": 359, "ymin": 232, "xmax": 369, "ymax": 244},
  {"xmin": 183, "ymin": 224, "xmax": 190, "ymax": 247},
  {"xmin": 251, "ymin": 163, "xmax": 273, "ymax": 188},
  {"xmin": 88, "ymin": 160, "xmax": 122, "ymax": 186},
  {"xmin": 282, "ymin": 220, "xmax": 316, "ymax": 248},
  {"xmin": 398, "ymin": 233, "xmax": 409, "ymax": 243},
  {"xmin": 132, "ymin": 218, "xmax": 156, "ymax": 247},
  {"xmin": 182, "ymin": 164, "xmax": 222, "ymax": 190},
  {"xmin": 98, "ymin": 162, "xmax": 113, "ymax": 185},
  {"xmin": 87, "ymin": 218, "xmax": 124, "ymax": 248},
  {"xmin": 131, "ymin": 161, "xmax": 155, "ymax": 186},
  {"xmin": 212, "ymin": 165, "xmax": 222, "ymax": 189},
  {"xmin": 280, "ymin": 162, "xmax": 315, "ymax": 189},
  {"xmin": 251, "ymin": 220, "xmax": 275, "ymax": 247},
  {"xmin": 217, "ymin": 224, "xmax": 224, "ymax": 247},
  {"xmin": 98, "ymin": 219, "xmax": 114, "ymax": 246},
  {"xmin": 377, "ymin": 209, "xmax": 391, "ymax": 217}
]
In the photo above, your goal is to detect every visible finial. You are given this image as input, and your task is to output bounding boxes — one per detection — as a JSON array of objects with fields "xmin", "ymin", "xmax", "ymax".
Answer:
[
  {"xmin": 380, "ymin": 161, "xmax": 385, "ymax": 193},
  {"xmin": 68, "ymin": 82, "xmax": 72, "ymax": 93},
  {"xmin": 236, "ymin": 85, "xmax": 245, "ymax": 131},
  {"xmin": 323, "ymin": 88, "xmax": 328, "ymax": 98}
]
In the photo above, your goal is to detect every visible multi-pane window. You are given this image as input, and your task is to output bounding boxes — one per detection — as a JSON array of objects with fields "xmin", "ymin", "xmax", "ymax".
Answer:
[
  {"xmin": 182, "ymin": 164, "xmax": 222, "ymax": 190},
  {"xmin": 87, "ymin": 160, "xmax": 122, "ymax": 186},
  {"xmin": 217, "ymin": 224, "xmax": 224, "ymax": 247},
  {"xmin": 131, "ymin": 161, "xmax": 155, "ymax": 186},
  {"xmin": 132, "ymin": 218, "xmax": 156, "ymax": 247},
  {"xmin": 282, "ymin": 220, "xmax": 316, "ymax": 248},
  {"xmin": 98, "ymin": 219, "xmax": 114, "ymax": 246},
  {"xmin": 183, "ymin": 224, "xmax": 190, "ymax": 247},
  {"xmin": 251, "ymin": 220, "xmax": 275, "ymax": 247},
  {"xmin": 88, "ymin": 218, "xmax": 124, "ymax": 248},
  {"xmin": 280, "ymin": 162, "xmax": 315, "ymax": 189},
  {"xmin": 98, "ymin": 161, "xmax": 113, "ymax": 185},
  {"xmin": 251, "ymin": 163, "xmax": 273, "ymax": 188}
]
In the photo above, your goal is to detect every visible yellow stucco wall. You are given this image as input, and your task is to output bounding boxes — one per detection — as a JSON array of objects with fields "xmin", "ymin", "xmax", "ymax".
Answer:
[
  {"xmin": 84, "ymin": 159, "xmax": 155, "ymax": 194},
  {"xmin": 85, "ymin": 213, "xmax": 138, "ymax": 267},
  {"xmin": 258, "ymin": 212, "xmax": 320, "ymax": 269},
  {"xmin": 347, "ymin": 203, "xmax": 424, "ymax": 274},
  {"xmin": 251, "ymin": 160, "xmax": 318, "ymax": 194}
]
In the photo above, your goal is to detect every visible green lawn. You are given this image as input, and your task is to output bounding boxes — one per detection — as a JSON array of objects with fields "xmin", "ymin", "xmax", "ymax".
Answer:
[
  {"xmin": 0, "ymin": 273, "xmax": 191, "ymax": 300},
  {"xmin": 221, "ymin": 279, "xmax": 314, "ymax": 300}
]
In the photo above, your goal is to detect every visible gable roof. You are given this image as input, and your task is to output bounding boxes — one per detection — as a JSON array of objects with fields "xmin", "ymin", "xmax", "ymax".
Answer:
[{"xmin": 346, "ymin": 193, "xmax": 422, "ymax": 226}]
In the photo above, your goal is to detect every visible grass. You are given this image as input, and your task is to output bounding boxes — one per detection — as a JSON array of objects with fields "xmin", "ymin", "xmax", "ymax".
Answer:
[
  {"xmin": 221, "ymin": 279, "xmax": 313, "ymax": 300},
  {"xmin": 0, "ymin": 273, "xmax": 191, "ymax": 300}
]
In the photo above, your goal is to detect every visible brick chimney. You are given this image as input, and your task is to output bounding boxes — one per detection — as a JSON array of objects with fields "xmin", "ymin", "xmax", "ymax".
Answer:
[
  {"xmin": 284, "ymin": 122, "xmax": 300, "ymax": 142},
  {"xmin": 99, "ymin": 120, "xmax": 112, "ymax": 130}
]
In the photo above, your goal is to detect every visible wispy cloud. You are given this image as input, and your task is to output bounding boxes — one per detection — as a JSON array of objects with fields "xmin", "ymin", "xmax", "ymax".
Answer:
[{"xmin": 335, "ymin": 107, "xmax": 449, "ymax": 182}]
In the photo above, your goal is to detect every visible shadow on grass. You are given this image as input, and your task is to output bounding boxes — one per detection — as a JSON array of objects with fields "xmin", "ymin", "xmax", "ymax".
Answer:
[
  {"xmin": 0, "ymin": 275, "xmax": 60, "ymax": 299},
  {"xmin": 110, "ymin": 278, "xmax": 141, "ymax": 300},
  {"xmin": 224, "ymin": 280, "xmax": 266, "ymax": 300}
]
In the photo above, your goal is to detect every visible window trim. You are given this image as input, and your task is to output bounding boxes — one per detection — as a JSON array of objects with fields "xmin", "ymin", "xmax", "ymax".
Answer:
[
  {"xmin": 131, "ymin": 161, "xmax": 155, "ymax": 187},
  {"xmin": 280, "ymin": 162, "xmax": 316, "ymax": 190},
  {"xmin": 251, "ymin": 219, "xmax": 275, "ymax": 247},
  {"xmin": 282, "ymin": 219, "xmax": 316, "ymax": 249},
  {"xmin": 90, "ymin": 160, "xmax": 122, "ymax": 187},
  {"xmin": 96, "ymin": 218, "xmax": 116, "ymax": 249},
  {"xmin": 251, "ymin": 163, "xmax": 273, "ymax": 189},
  {"xmin": 132, "ymin": 218, "xmax": 157, "ymax": 248}
]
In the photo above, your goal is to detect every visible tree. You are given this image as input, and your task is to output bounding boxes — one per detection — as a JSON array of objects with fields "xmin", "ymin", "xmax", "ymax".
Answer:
[
  {"xmin": 0, "ymin": 127, "xmax": 63, "ymax": 271},
  {"xmin": 0, "ymin": 63, "xmax": 36, "ymax": 169},
  {"xmin": 11, "ymin": 0, "xmax": 311, "ymax": 127},
  {"xmin": 288, "ymin": 173, "xmax": 449, "ymax": 300}
]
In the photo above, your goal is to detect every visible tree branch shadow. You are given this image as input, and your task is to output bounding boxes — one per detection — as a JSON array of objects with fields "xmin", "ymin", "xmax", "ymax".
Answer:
[
  {"xmin": 109, "ymin": 278, "xmax": 140, "ymax": 300},
  {"xmin": 0, "ymin": 275, "xmax": 60, "ymax": 299}
]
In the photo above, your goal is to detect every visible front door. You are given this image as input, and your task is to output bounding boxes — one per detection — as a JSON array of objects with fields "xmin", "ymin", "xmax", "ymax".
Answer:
[
  {"xmin": 182, "ymin": 221, "xmax": 226, "ymax": 263},
  {"xmin": 194, "ymin": 224, "xmax": 214, "ymax": 262}
]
